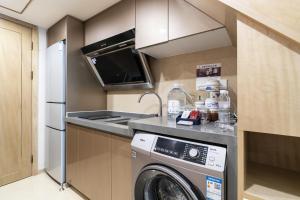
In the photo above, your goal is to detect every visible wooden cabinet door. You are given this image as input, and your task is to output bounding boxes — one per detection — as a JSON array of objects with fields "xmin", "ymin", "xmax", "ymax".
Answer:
[
  {"xmin": 0, "ymin": 18, "xmax": 32, "ymax": 186},
  {"xmin": 135, "ymin": 0, "xmax": 168, "ymax": 49},
  {"xmin": 66, "ymin": 124, "xmax": 80, "ymax": 188},
  {"xmin": 169, "ymin": 0, "xmax": 223, "ymax": 40},
  {"xmin": 77, "ymin": 127, "xmax": 112, "ymax": 200},
  {"xmin": 111, "ymin": 135, "xmax": 132, "ymax": 200}
]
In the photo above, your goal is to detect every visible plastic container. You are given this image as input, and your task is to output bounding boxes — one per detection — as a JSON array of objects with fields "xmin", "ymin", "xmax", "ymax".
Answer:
[
  {"xmin": 205, "ymin": 98, "xmax": 218, "ymax": 109},
  {"xmin": 167, "ymin": 83, "xmax": 187, "ymax": 118}
]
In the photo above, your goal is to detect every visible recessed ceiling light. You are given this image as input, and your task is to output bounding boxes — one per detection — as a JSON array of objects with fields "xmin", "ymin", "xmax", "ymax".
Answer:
[{"xmin": 0, "ymin": 0, "xmax": 32, "ymax": 14}]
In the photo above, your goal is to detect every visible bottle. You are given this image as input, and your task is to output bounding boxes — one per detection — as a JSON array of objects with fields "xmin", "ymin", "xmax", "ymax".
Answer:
[
  {"xmin": 218, "ymin": 90, "xmax": 231, "ymax": 124},
  {"xmin": 195, "ymin": 100, "xmax": 208, "ymax": 124},
  {"xmin": 218, "ymin": 90, "xmax": 230, "ymax": 109},
  {"xmin": 167, "ymin": 83, "xmax": 187, "ymax": 118}
]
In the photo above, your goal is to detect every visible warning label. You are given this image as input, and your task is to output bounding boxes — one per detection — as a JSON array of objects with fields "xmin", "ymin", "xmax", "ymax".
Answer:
[{"xmin": 206, "ymin": 176, "xmax": 222, "ymax": 200}]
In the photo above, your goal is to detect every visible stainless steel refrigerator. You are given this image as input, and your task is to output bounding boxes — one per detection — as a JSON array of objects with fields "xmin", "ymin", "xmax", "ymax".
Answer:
[{"xmin": 45, "ymin": 41, "xmax": 66, "ymax": 186}]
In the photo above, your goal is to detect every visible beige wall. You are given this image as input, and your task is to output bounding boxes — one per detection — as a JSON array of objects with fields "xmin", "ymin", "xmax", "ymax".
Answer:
[{"xmin": 107, "ymin": 46, "xmax": 237, "ymax": 116}]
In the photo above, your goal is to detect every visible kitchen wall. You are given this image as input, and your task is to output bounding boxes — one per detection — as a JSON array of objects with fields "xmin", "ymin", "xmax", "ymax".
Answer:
[
  {"xmin": 107, "ymin": 46, "xmax": 237, "ymax": 116},
  {"xmin": 38, "ymin": 27, "xmax": 47, "ymax": 170},
  {"xmin": 84, "ymin": 0, "xmax": 237, "ymax": 116}
]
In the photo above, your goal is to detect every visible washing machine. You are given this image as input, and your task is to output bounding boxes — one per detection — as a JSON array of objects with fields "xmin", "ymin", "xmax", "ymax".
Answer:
[{"xmin": 131, "ymin": 133, "xmax": 227, "ymax": 200}]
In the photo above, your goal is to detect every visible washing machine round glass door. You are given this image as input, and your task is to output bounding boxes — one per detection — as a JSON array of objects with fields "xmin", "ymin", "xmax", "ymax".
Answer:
[{"xmin": 135, "ymin": 165, "xmax": 205, "ymax": 200}]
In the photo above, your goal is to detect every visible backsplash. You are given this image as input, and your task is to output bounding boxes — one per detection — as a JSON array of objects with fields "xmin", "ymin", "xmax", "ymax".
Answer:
[{"xmin": 107, "ymin": 46, "xmax": 237, "ymax": 116}]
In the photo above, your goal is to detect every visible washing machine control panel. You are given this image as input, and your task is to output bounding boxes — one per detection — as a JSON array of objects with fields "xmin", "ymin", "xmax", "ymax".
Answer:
[{"xmin": 154, "ymin": 137, "xmax": 226, "ymax": 171}]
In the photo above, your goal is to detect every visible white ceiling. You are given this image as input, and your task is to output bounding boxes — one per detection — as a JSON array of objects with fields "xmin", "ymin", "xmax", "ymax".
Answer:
[
  {"xmin": 0, "ymin": 0, "xmax": 121, "ymax": 28},
  {"xmin": 0, "ymin": 0, "xmax": 31, "ymax": 13}
]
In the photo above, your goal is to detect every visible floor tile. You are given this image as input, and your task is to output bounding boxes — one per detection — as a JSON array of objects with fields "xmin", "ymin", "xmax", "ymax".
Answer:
[{"xmin": 0, "ymin": 173, "xmax": 84, "ymax": 200}]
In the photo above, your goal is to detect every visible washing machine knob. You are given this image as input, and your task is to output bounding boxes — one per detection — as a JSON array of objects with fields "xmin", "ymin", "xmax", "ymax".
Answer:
[{"xmin": 188, "ymin": 148, "xmax": 199, "ymax": 158}]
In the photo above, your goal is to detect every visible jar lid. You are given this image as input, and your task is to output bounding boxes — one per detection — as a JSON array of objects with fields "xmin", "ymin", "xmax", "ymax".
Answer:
[
  {"xmin": 218, "ymin": 108, "xmax": 230, "ymax": 112},
  {"xmin": 205, "ymin": 98, "xmax": 218, "ymax": 103},
  {"xmin": 220, "ymin": 90, "xmax": 229, "ymax": 94},
  {"xmin": 173, "ymin": 83, "xmax": 182, "ymax": 88},
  {"xmin": 195, "ymin": 101, "xmax": 205, "ymax": 105},
  {"xmin": 209, "ymin": 108, "xmax": 219, "ymax": 112}
]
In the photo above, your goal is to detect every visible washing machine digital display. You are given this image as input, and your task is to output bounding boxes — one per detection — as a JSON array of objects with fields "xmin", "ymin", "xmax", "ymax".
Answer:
[
  {"xmin": 154, "ymin": 137, "xmax": 208, "ymax": 165},
  {"xmin": 154, "ymin": 137, "xmax": 185, "ymax": 158}
]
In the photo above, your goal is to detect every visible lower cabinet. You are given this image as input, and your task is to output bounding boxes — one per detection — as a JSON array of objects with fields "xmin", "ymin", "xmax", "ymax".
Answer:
[
  {"xmin": 66, "ymin": 124, "xmax": 132, "ymax": 200},
  {"xmin": 111, "ymin": 135, "xmax": 132, "ymax": 200}
]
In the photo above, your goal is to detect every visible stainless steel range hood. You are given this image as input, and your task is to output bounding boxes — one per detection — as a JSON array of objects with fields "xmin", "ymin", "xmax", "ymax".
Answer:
[{"xmin": 81, "ymin": 29, "xmax": 154, "ymax": 91}]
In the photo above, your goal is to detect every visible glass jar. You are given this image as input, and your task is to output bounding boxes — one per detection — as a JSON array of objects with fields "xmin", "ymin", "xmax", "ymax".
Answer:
[
  {"xmin": 195, "ymin": 101, "xmax": 208, "ymax": 124},
  {"xmin": 209, "ymin": 108, "xmax": 219, "ymax": 122}
]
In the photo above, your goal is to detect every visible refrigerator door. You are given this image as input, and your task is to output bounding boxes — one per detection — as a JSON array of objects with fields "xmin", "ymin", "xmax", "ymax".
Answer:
[
  {"xmin": 46, "ymin": 41, "xmax": 66, "ymax": 103},
  {"xmin": 45, "ymin": 127, "xmax": 66, "ymax": 184},
  {"xmin": 46, "ymin": 103, "xmax": 65, "ymax": 130}
]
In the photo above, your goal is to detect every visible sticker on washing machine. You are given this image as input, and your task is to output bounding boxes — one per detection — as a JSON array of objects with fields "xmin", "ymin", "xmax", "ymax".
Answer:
[{"xmin": 206, "ymin": 176, "xmax": 222, "ymax": 200}]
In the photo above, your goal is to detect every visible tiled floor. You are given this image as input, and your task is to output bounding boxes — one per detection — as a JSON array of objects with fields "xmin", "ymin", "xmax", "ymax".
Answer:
[{"xmin": 0, "ymin": 173, "xmax": 84, "ymax": 200}]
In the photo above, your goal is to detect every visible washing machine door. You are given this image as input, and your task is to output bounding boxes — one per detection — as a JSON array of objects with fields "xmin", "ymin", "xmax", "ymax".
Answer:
[{"xmin": 135, "ymin": 165, "xmax": 205, "ymax": 200}]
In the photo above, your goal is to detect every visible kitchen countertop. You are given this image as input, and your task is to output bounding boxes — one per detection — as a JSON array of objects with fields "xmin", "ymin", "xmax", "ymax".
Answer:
[
  {"xmin": 65, "ymin": 110, "xmax": 236, "ymax": 143},
  {"xmin": 65, "ymin": 110, "xmax": 156, "ymax": 138},
  {"xmin": 129, "ymin": 117, "xmax": 236, "ymax": 145}
]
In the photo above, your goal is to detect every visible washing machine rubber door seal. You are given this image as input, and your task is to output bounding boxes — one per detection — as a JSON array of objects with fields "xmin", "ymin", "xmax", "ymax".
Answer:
[{"xmin": 135, "ymin": 164, "xmax": 205, "ymax": 200}]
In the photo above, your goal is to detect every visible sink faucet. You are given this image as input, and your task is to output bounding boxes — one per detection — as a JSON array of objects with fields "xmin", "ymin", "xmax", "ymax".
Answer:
[{"xmin": 138, "ymin": 91, "xmax": 163, "ymax": 117}]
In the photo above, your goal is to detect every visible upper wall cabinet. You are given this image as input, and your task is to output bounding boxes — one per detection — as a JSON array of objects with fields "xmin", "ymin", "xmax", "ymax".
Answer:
[
  {"xmin": 185, "ymin": 0, "xmax": 237, "ymax": 46},
  {"xmin": 169, "ymin": 0, "xmax": 222, "ymax": 40},
  {"xmin": 135, "ymin": 0, "xmax": 168, "ymax": 49},
  {"xmin": 136, "ymin": 0, "xmax": 232, "ymax": 58},
  {"xmin": 84, "ymin": 0, "xmax": 135, "ymax": 45}
]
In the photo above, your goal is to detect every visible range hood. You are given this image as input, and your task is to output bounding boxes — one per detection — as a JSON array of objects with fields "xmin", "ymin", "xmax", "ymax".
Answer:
[{"xmin": 81, "ymin": 29, "xmax": 154, "ymax": 91}]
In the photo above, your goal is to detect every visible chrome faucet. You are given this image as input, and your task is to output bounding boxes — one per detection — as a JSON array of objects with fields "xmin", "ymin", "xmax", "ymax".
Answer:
[{"xmin": 138, "ymin": 91, "xmax": 163, "ymax": 117}]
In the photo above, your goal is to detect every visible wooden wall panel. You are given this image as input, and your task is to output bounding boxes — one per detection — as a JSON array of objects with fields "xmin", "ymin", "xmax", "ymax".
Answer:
[
  {"xmin": 237, "ymin": 15, "xmax": 300, "ymax": 136},
  {"xmin": 247, "ymin": 132, "xmax": 300, "ymax": 173},
  {"xmin": 219, "ymin": 0, "xmax": 300, "ymax": 44}
]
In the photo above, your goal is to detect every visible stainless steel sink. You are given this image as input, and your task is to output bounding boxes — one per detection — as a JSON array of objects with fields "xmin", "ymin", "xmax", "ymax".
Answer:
[
  {"xmin": 68, "ymin": 111, "xmax": 157, "ymax": 127},
  {"xmin": 105, "ymin": 118, "xmax": 131, "ymax": 126},
  {"xmin": 112, "ymin": 121, "xmax": 129, "ymax": 126}
]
